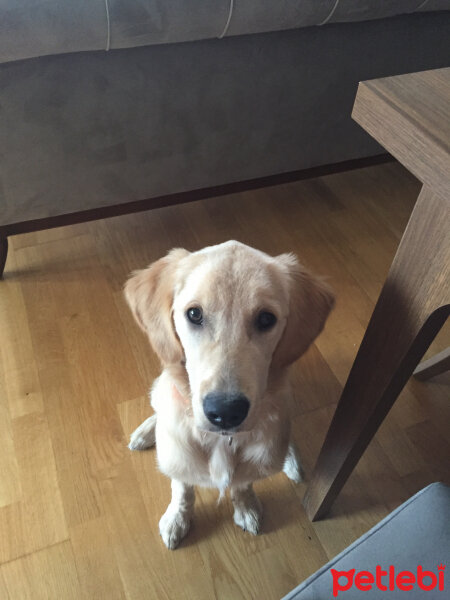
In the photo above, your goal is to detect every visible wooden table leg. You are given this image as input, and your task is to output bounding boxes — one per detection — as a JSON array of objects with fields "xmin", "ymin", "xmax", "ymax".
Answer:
[
  {"xmin": 413, "ymin": 347, "xmax": 450, "ymax": 380},
  {"xmin": 303, "ymin": 185, "xmax": 450, "ymax": 521},
  {"xmin": 0, "ymin": 235, "xmax": 8, "ymax": 279}
]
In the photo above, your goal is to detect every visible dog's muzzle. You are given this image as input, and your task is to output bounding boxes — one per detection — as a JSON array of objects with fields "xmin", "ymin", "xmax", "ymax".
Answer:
[{"xmin": 202, "ymin": 392, "xmax": 249, "ymax": 431}]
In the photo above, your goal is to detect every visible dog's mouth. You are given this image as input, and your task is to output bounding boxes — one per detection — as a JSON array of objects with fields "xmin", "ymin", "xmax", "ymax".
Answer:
[
  {"xmin": 199, "ymin": 424, "xmax": 238, "ymax": 434},
  {"xmin": 197, "ymin": 420, "xmax": 247, "ymax": 435},
  {"xmin": 199, "ymin": 422, "xmax": 251, "ymax": 436},
  {"xmin": 220, "ymin": 430, "xmax": 234, "ymax": 446}
]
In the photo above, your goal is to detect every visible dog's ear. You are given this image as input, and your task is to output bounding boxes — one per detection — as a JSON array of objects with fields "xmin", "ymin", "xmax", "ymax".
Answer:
[
  {"xmin": 272, "ymin": 253, "xmax": 335, "ymax": 369},
  {"xmin": 124, "ymin": 248, "xmax": 190, "ymax": 365}
]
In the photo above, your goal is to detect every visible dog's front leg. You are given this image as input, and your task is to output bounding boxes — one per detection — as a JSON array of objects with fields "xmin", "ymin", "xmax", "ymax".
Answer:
[
  {"xmin": 231, "ymin": 483, "xmax": 262, "ymax": 535},
  {"xmin": 159, "ymin": 479, "xmax": 195, "ymax": 550}
]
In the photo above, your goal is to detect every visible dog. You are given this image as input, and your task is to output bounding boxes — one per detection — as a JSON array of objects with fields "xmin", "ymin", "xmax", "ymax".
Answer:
[{"xmin": 125, "ymin": 240, "xmax": 334, "ymax": 549}]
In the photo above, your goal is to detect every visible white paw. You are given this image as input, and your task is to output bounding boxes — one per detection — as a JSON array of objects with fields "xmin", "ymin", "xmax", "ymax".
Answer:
[
  {"xmin": 283, "ymin": 458, "xmax": 304, "ymax": 483},
  {"xmin": 159, "ymin": 509, "xmax": 191, "ymax": 550},
  {"xmin": 128, "ymin": 434, "xmax": 153, "ymax": 451},
  {"xmin": 283, "ymin": 443, "xmax": 304, "ymax": 483},
  {"xmin": 128, "ymin": 415, "xmax": 156, "ymax": 451},
  {"xmin": 233, "ymin": 498, "xmax": 263, "ymax": 535}
]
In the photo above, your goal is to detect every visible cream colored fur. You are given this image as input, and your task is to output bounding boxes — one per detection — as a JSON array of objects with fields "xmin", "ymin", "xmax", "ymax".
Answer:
[{"xmin": 125, "ymin": 241, "xmax": 334, "ymax": 549}]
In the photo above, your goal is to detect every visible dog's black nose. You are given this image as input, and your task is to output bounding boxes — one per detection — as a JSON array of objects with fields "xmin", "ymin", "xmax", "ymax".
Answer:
[{"xmin": 203, "ymin": 393, "xmax": 250, "ymax": 430}]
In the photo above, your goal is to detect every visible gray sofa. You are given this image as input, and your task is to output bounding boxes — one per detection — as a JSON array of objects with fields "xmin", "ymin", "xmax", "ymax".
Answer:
[{"xmin": 1, "ymin": 1, "xmax": 450, "ymax": 274}]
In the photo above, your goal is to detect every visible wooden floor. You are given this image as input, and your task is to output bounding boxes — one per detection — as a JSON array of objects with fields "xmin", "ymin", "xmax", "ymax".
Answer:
[{"xmin": 0, "ymin": 162, "xmax": 449, "ymax": 599}]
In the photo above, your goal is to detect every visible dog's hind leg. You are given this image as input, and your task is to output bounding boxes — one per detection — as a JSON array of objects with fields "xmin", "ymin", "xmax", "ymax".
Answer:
[
  {"xmin": 283, "ymin": 440, "xmax": 304, "ymax": 483},
  {"xmin": 128, "ymin": 414, "xmax": 157, "ymax": 451}
]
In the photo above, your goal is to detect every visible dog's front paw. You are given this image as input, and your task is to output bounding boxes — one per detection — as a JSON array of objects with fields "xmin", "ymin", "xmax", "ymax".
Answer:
[
  {"xmin": 283, "ymin": 442, "xmax": 304, "ymax": 483},
  {"xmin": 233, "ymin": 496, "xmax": 263, "ymax": 536},
  {"xmin": 128, "ymin": 415, "xmax": 156, "ymax": 451},
  {"xmin": 159, "ymin": 508, "xmax": 191, "ymax": 550}
]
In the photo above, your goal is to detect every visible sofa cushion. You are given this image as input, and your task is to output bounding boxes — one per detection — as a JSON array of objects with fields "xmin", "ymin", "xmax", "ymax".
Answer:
[
  {"xmin": 283, "ymin": 482, "xmax": 450, "ymax": 599},
  {"xmin": 1, "ymin": 0, "xmax": 450, "ymax": 66}
]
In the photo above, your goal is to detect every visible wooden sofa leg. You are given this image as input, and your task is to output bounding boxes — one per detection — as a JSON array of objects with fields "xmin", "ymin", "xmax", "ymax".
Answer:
[{"xmin": 0, "ymin": 236, "xmax": 8, "ymax": 279}]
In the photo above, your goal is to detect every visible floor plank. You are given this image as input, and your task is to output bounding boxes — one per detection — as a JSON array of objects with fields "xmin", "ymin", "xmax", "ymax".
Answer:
[
  {"xmin": 1, "ymin": 541, "xmax": 83, "ymax": 600},
  {"xmin": 0, "ymin": 249, "xmax": 44, "ymax": 418},
  {"xmin": 70, "ymin": 517, "xmax": 126, "ymax": 600},
  {"xmin": 0, "ymin": 412, "xmax": 68, "ymax": 563},
  {"xmin": 0, "ymin": 365, "xmax": 21, "ymax": 508}
]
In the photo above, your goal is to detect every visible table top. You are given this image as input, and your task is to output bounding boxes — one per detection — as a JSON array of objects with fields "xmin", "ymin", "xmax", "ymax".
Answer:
[{"xmin": 352, "ymin": 67, "xmax": 450, "ymax": 199}]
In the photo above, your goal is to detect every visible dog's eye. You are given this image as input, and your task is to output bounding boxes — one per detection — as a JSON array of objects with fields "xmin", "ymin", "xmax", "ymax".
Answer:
[
  {"xmin": 256, "ymin": 311, "xmax": 277, "ymax": 331},
  {"xmin": 187, "ymin": 307, "xmax": 203, "ymax": 325}
]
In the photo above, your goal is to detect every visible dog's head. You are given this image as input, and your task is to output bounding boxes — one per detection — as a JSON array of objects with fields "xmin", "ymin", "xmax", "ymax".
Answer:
[{"xmin": 125, "ymin": 241, "xmax": 334, "ymax": 434}]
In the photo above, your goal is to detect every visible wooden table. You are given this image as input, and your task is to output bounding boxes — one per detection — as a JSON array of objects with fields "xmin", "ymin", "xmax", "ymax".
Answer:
[{"xmin": 303, "ymin": 68, "xmax": 450, "ymax": 520}]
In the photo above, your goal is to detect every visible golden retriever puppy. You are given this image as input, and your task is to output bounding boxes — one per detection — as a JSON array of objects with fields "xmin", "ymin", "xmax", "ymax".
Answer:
[{"xmin": 125, "ymin": 241, "xmax": 334, "ymax": 549}]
